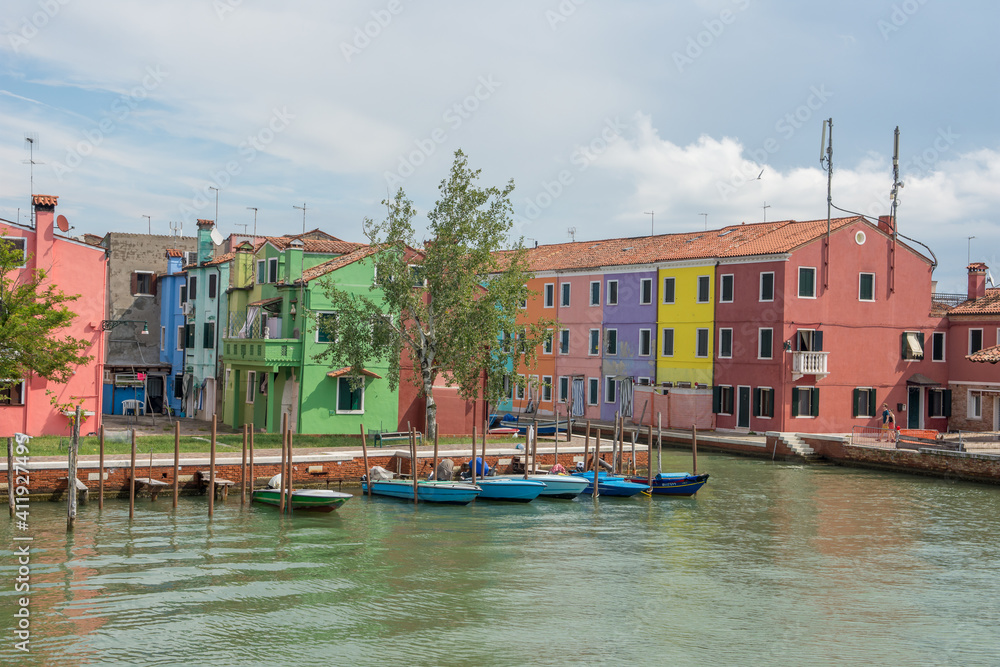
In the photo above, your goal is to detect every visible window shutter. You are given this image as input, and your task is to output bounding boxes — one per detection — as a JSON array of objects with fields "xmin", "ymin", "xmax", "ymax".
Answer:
[
  {"xmin": 901, "ymin": 332, "xmax": 907, "ymax": 359},
  {"xmin": 725, "ymin": 389, "xmax": 734, "ymax": 415},
  {"xmin": 130, "ymin": 272, "xmax": 138, "ymax": 295},
  {"xmin": 766, "ymin": 389, "xmax": 774, "ymax": 418},
  {"xmin": 918, "ymin": 332, "xmax": 925, "ymax": 357},
  {"xmin": 868, "ymin": 390, "xmax": 877, "ymax": 418},
  {"xmin": 810, "ymin": 388, "xmax": 820, "ymax": 417},
  {"xmin": 814, "ymin": 330, "xmax": 823, "ymax": 351},
  {"xmin": 852, "ymin": 388, "xmax": 860, "ymax": 417},
  {"xmin": 753, "ymin": 388, "xmax": 761, "ymax": 417},
  {"xmin": 944, "ymin": 389, "xmax": 952, "ymax": 417},
  {"xmin": 203, "ymin": 324, "xmax": 211, "ymax": 348},
  {"xmin": 712, "ymin": 386, "xmax": 722, "ymax": 413},
  {"xmin": 150, "ymin": 274, "xmax": 158, "ymax": 297},
  {"xmin": 791, "ymin": 388, "xmax": 799, "ymax": 417}
]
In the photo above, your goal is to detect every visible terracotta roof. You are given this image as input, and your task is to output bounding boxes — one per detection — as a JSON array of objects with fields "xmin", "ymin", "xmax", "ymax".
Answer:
[
  {"xmin": 166, "ymin": 249, "xmax": 185, "ymax": 257},
  {"xmin": 32, "ymin": 194, "xmax": 58, "ymax": 207},
  {"xmin": 967, "ymin": 262, "xmax": 989, "ymax": 272},
  {"xmin": 946, "ymin": 288, "xmax": 1000, "ymax": 315},
  {"xmin": 326, "ymin": 367, "xmax": 382, "ymax": 379},
  {"xmin": 968, "ymin": 345, "xmax": 1000, "ymax": 364},
  {"xmin": 204, "ymin": 251, "xmax": 235, "ymax": 266},
  {"xmin": 256, "ymin": 235, "xmax": 362, "ymax": 255},
  {"xmin": 298, "ymin": 246, "xmax": 378, "ymax": 283},
  {"xmin": 249, "ymin": 296, "xmax": 282, "ymax": 308}
]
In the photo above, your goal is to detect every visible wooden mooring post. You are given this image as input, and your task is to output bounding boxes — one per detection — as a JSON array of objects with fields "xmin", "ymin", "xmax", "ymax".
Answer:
[
  {"xmin": 129, "ymin": 427, "xmax": 136, "ymax": 520},
  {"xmin": 647, "ymin": 423, "xmax": 653, "ymax": 487},
  {"xmin": 360, "ymin": 425, "xmax": 371, "ymax": 497},
  {"xmin": 172, "ymin": 421, "xmax": 179, "ymax": 508},
  {"xmin": 208, "ymin": 415, "xmax": 217, "ymax": 518},
  {"xmin": 409, "ymin": 424, "xmax": 417, "ymax": 507},
  {"xmin": 279, "ymin": 415, "xmax": 287, "ymax": 513},
  {"xmin": 67, "ymin": 406, "xmax": 81, "ymax": 531},
  {"xmin": 248, "ymin": 427, "xmax": 255, "ymax": 495},
  {"xmin": 99, "ymin": 425, "xmax": 105, "ymax": 510},
  {"xmin": 286, "ymin": 426, "xmax": 294, "ymax": 515},
  {"xmin": 471, "ymin": 426, "xmax": 477, "ymax": 486},
  {"xmin": 241, "ymin": 424, "xmax": 247, "ymax": 506},
  {"xmin": 592, "ymin": 428, "xmax": 600, "ymax": 499},
  {"xmin": 692, "ymin": 425, "xmax": 698, "ymax": 475}
]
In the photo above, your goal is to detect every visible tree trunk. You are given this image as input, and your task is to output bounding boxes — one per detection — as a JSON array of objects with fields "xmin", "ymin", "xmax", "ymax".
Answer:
[{"xmin": 422, "ymin": 364, "xmax": 437, "ymax": 442}]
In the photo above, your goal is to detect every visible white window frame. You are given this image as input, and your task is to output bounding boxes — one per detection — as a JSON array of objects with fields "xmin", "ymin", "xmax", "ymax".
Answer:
[
  {"xmin": 697, "ymin": 275, "xmax": 710, "ymax": 303},
  {"xmin": 759, "ymin": 272, "xmax": 775, "ymax": 302},
  {"xmin": 160, "ymin": 326, "xmax": 166, "ymax": 351},
  {"xmin": 544, "ymin": 283, "xmax": 555, "ymax": 308},
  {"xmin": 970, "ymin": 328, "xmax": 984, "ymax": 355},
  {"xmin": 246, "ymin": 370, "xmax": 256, "ymax": 403},
  {"xmin": 661, "ymin": 328, "xmax": 674, "ymax": 357},
  {"xmin": 718, "ymin": 328, "xmax": 733, "ymax": 359},
  {"xmin": 605, "ymin": 328, "xmax": 618, "ymax": 355},
  {"xmin": 589, "ymin": 329, "xmax": 600, "ymax": 356},
  {"xmin": 560, "ymin": 282, "xmax": 571, "ymax": 307},
  {"xmin": 756, "ymin": 387, "xmax": 774, "ymax": 420},
  {"xmin": 335, "ymin": 376, "xmax": 366, "ymax": 414},
  {"xmin": 720, "ymin": 274, "xmax": 734, "ymax": 303},
  {"xmin": 798, "ymin": 266, "xmax": 817, "ymax": 299},
  {"xmin": 696, "ymin": 328, "xmax": 709, "ymax": 358},
  {"xmin": 179, "ymin": 283, "xmax": 187, "ymax": 304},
  {"xmin": 758, "ymin": 328, "xmax": 773, "ymax": 360},
  {"xmin": 590, "ymin": 281, "xmax": 601, "ymax": 306},
  {"xmin": 256, "ymin": 259, "xmax": 266, "ymax": 283},
  {"xmin": 587, "ymin": 377, "xmax": 599, "ymax": 406},
  {"xmin": 225, "ymin": 368, "xmax": 231, "ymax": 388},
  {"xmin": 134, "ymin": 270, "xmax": 155, "ymax": 296},
  {"xmin": 559, "ymin": 329, "xmax": 570, "ymax": 355},
  {"xmin": 268, "ymin": 257, "xmax": 279, "ymax": 284},
  {"xmin": 176, "ymin": 325, "xmax": 185, "ymax": 351},
  {"xmin": 2, "ymin": 238, "xmax": 27, "ymax": 268},
  {"xmin": 859, "ymin": 272, "xmax": 875, "ymax": 302},
  {"xmin": 902, "ymin": 331, "xmax": 924, "ymax": 361},
  {"xmin": 968, "ymin": 389, "xmax": 982, "ymax": 420},
  {"xmin": 931, "ymin": 331, "xmax": 946, "ymax": 362},
  {"xmin": 543, "ymin": 328, "xmax": 553, "ymax": 355},
  {"xmin": 662, "ymin": 276, "xmax": 675, "ymax": 304},
  {"xmin": 639, "ymin": 328, "xmax": 651, "ymax": 357},
  {"xmin": 604, "ymin": 375, "xmax": 617, "ymax": 404},
  {"xmin": 639, "ymin": 278, "xmax": 653, "ymax": 305},
  {"xmin": 558, "ymin": 376, "xmax": 569, "ymax": 403},
  {"xmin": 606, "ymin": 280, "xmax": 618, "ymax": 305},
  {"xmin": 515, "ymin": 374, "xmax": 526, "ymax": 401},
  {"xmin": 542, "ymin": 375, "xmax": 553, "ymax": 403},
  {"xmin": 315, "ymin": 312, "xmax": 337, "ymax": 343}
]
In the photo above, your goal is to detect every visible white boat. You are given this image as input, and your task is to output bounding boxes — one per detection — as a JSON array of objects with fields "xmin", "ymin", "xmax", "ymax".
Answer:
[
  {"xmin": 495, "ymin": 474, "xmax": 589, "ymax": 499},
  {"xmin": 474, "ymin": 477, "xmax": 546, "ymax": 502}
]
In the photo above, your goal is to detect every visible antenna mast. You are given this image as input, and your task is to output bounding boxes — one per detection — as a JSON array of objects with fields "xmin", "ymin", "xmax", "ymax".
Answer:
[
  {"xmin": 246, "ymin": 207, "xmax": 258, "ymax": 241},
  {"xmin": 293, "ymin": 202, "xmax": 307, "ymax": 235},
  {"xmin": 888, "ymin": 126, "xmax": 902, "ymax": 294},
  {"xmin": 567, "ymin": 227, "xmax": 576, "ymax": 242},
  {"xmin": 23, "ymin": 134, "xmax": 42, "ymax": 228},
  {"xmin": 169, "ymin": 221, "xmax": 182, "ymax": 237},
  {"xmin": 820, "ymin": 118, "xmax": 833, "ymax": 288}
]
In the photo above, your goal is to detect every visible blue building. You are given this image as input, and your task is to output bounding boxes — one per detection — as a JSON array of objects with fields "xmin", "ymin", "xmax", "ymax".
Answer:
[{"xmin": 159, "ymin": 249, "xmax": 188, "ymax": 416}]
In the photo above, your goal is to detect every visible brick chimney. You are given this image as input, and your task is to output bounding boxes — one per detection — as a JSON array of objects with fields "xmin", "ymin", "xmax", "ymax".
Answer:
[
  {"xmin": 877, "ymin": 215, "xmax": 894, "ymax": 235},
  {"xmin": 196, "ymin": 219, "xmax": 215, "ymax": 265},
  {"xmin": 32, "ymin": 194, "xmax": 58, "ymax": 272},
  {"xmin": 968, "ymin": 262, "xmax": 988, "ymax": 301}
]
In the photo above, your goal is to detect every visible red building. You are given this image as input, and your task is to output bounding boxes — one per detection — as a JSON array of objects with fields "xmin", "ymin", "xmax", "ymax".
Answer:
[{"xmin": 0, "ymin": 196, "xmax": 107, "ymax": 436}]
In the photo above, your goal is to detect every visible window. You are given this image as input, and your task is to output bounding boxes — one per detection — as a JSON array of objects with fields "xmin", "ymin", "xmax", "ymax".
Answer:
[
  {"xmin": 932, "ymin": 332, "xmax": 945, "ymax": 362},
  {"xmin": 796, "ymin": 329, "xmax": 823, "ymax": 351},
  {"xmin": 759, "ymin": 328, "xmax": 773, "ymax": 359},
  {"xmin": 408, "ymin": 265, "xmax": 426, "ymax": 287},
  {"xmin": 268, "ymin": 257, "xmax": 278, "ymax": 284},
  {"xmin": 589, "ymin": 329, "xmax": 600, "ymax": 356},
  {"xmin": 640, "ymin": 278, "xmax": 652, "ymax": 305},
  {"xmin": 515, "ymin": 375, "xmax": 526, "ymax": 401},
  {"xmin": 859, "ymin": 272, "xmax": 875, "ymax": 301},
  {"xmin": 590, "ymin": 281, "xmax": 601, "ymax": 306},
  {"xmin": 132, "ymin": 271, "xmax": 155, "ymax": 296},
  {"xmin": 336, "ymin": 377, "xmax": 365, "ymax": 413},
  {"xmin": 542, "ymin": 376, "xmax": 553, "ymax": 403},
  {"xmin": 968, "ymin": 390, "xmax": 982, "ymax": 419},
  {"xmin": 753, "ymin": 387, "xmax": 774, "ymax": 418},
  {"xmin": 257, "ymin": 259, "xmax": 266, "ymax": 283},
  {"xmin": 928, "ymin": 389, "xmax": 951, "ymax": 418},
  {"xmin": 662, "ymin": 277, "xmax": 675, "ymax": 304},
  {"xmin": 225, "ymin": 368, "xmax": 231, "ymax": 388},
  {"xmin": 697, "ymin": 276, "xmax": 710, "ymax": 303},
  {"xmin": 160, "ymin": 326, "xmax": 166, "ymax": 351},
  {"xmin": 720, "ymin": 274, "xmax": 734, "ymax": 303},
  {"xmin": 712, "ymin": 385, "xmax": 734, "ymax": 414},
  {"xmin": 203, "ymin": 322, "xmax": 215, "ymax": 349},
  {"xmin": 661, "ymin": 328, "xmax": 674, "ymax": 356},
  {"xmin": 177, "ymin": 325, "xmax": 185, "ymax": 351},
  {"xmin": 246, "ymin": 370, "xmax": 256, "ymax": 403},
  {"xmin": 607, "ymin": 280, "xmax": 618, "ymax": 305},
  {"xmin": 188, "ymin": 275, "xmax": 197, "ymax": 299},
  {"xmin": 316, "ymin": 312, "xmax": 337, "ymax": 343},
  {"xmin": 174, "ymin": 374, "xmax": 184, "ymax": 400},
  {"xmin": 544, "ymin": 283, "xmax": 555, "ymax": 308},
  {"xmin": 558, "ymin": 376, "xmax": 569, "ymax": 403},
  {"xmin": 529, "ymin": 375, "xmax": 539, "ymax": 401},
  {"xmin": 0, "ymin": 382, "xmax": 24, "ymax": 406},
  {"xmin": 791, "ymin": 387, "xmax": 820, "ymax": 417},
  {"xmin": 606, "ymin": 329, "xmax": 618, "ymax": 355},
  {"xmin": 180, "ymin": 284, "xmax": 187, "ymax": 304},
  {"xmin": 901, "ymin": 331, "xmax": 924, "ymax": 360},
  {"xmin": 559, "ymin": 329, "xmax": 570, "ymax": 355},
  {"xmin": 208, "ymin": 273, "xmax": 218, "ymax": 299},
  {"xmin": 588, "ymin": 378, "xmax": 599, "ymax": 405},
  {"xmin": 798, "ymin": 267, "xmax": 816, "ymax": 298},
  {"xmin": 639, "ymin": 329, "xmax": 651, "ymax": 357},
  {"xmin": 561, "ymin": 283, "xmax": 570, "ymax": 307},
  {"xmin": 0, "ymin": 238, "xmax": 26, "ymax": 268},
  {"xmin": 718, "ymin": 328, "xmax": 733, "ymax": 358},
  {"xmin": 605, "ymin": 376, "xmax": 617, "ymax": 403},
  {"xmin": 185, "ymin": 323, "xmax": 195, "ymax": 349},
  {"xmin": 542, "ymin": 329, "xmax": 553, "ymax": 355},
  {"xmin": 696, "ymin": 328, "xmax": 709, "ymax": 357},
  {"xmin": 852, "ymin": 387, "xmax": 876, "ymax": 417},
  {"xmin": 970, "ymin": 329, "xmax": 984, "ymax": 355},
  {"xmin": 760, "ymin": 272, "xmax": 774, "ymax": 302}
]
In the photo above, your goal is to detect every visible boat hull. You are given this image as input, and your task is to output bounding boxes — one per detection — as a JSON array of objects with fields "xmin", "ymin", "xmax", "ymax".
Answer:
[
  {"xmin": 572, "ymin": 471, "xmax": 649, "ymax": 497},
  {"xmin": 474, "ymin": 478, "xmax": 546, "ymax": 502},
  {"xmin": 626, "ymin": 473, "xmax": 710, "ymax": 496},
  {"xmin": 494, "ymin": 474, "xmax": 589, "ymax": 499},
  {"xmin": 251, "ymin": 488, "xmax": 352, "ymax": 512},
  {"xmin": 362, "ymin": 479, "xmax": 481, "ymax": 505}
]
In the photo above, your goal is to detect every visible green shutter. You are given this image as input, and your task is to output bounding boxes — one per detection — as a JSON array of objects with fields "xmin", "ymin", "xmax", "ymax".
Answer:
[
  {"xmin": 814, "ymin": 331, "xmax": 823, "ymax": 352},
  {"xmin": 918, "ymin": 332, "xmax": 925, "ymax": 359},
  {"xmin": 791, "ymin": 387, "xmax": 799, "ymax": 417},
  {"xmin": 868, "ymin": 390, "xmax": 877, "ymax": 418},
  {"xmin": 810, "ymin": 388, "xmax": 820, "ymax": 417},
  {"xmin": 712, "ymin": 386, "xmax": 722, "ymax": 414},
  {"xmin": 766, "ymin": 389, "xmax": 774, "ymax": 418},
  {"xmin": 852, "ymin": 388, "xmax": 860, "ymax": 417},
  {"xmin": 753, "ymin": 388, "xmax": 761, "ymax": 417},
  {"xmin": 901, "ymin": 332, "xmax": 907, "ymax": 359}
]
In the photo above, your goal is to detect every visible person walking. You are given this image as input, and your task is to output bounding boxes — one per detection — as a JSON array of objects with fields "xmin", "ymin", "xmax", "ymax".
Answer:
[{"xmin": 879, "ymin": 403, "xmax": 896, "ymax": 441}]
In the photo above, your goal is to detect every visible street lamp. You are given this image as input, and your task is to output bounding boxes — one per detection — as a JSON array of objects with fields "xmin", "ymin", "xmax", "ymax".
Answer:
[{"xmin": 101, "ymin": 319, "xmax": 149, "ymax": 335}]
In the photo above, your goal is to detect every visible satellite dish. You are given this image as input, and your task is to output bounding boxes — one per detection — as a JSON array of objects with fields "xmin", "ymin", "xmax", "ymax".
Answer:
[
  {"xmin": 56, "ymin": 215, "xmax": 70, "ymax": 232},
  {"xmin": 210, "ymin": 227, "xmax": 224, "ymax": 246}
]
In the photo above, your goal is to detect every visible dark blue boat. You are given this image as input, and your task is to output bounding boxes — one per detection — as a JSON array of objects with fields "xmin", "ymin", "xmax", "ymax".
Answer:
[
  {"xmin": 571, "ymin": 471, "xmax": 649, "ymax": 497},
  {"xmin": 626, "ymin": 472, "xmax": 709, "ymax": 496}
]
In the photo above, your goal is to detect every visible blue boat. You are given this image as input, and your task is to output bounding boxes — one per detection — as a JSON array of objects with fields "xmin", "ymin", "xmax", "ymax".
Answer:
[
  {"xmin": 572, "ymin": 471, "xmax": 649, "ymax": 497},
  {"xmin": 362, "ymin": 479, "xmax": 481, "ymax": 505},
  {"xmin": 474, "ymin": 477, "xmax": 546, "ymax": 502},
  {"xmin": 626, "ymin": 472, "xmax": 710, "ymax": 496},
  {"xmin": 491, "ymin": 413, "xmax": 570, "ymax": 436}
]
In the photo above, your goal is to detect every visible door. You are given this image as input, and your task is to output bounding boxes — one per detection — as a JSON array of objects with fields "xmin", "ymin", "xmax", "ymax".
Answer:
[
  {"xmin": 737, "ymin": 386, "xmax": 751, "ymax": 429},
  {"xmin": 572, "ymin": 378, "xmax": 585, "ymax": 417},
  {"xmin": 907, "ymin": 387, "xmax": 921, "ymax": 429},
  {"xmin": 147, "ymin": 375, "xmax": 164, "ymax": 414}
]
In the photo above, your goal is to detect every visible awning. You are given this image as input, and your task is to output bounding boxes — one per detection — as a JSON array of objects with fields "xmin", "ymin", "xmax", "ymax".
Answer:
[
  {"xmin": 906, "ymin": 373, "xmax": 940, "ymax": 387},
  {"xmin": 967, "ymin": 345, "xmax": 1000, "ymax": 364},
  {"xmin": 905, "ymin": 333, "xmax": 923, "ymax": 358},
  {"xmin": 326, "ymin": 367, "xmax": 383, "ymax": 379},
  {"xmin": 249, "ymin": 296, "xmax": 282, "ymax": 311}
]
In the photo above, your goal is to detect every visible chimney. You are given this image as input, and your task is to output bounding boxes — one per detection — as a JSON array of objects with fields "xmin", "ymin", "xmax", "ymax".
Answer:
[
  {"xmin": 968, "ymin": 262, "xmax": 988, "ymax": 301},
  {"xmin": 877, "ymin": 215, "xmax": 894, "ymax": 235},
  {"xmin": 285, "ymin": 239, "xmax": 304, "ymax": 283},
  {"xmin": 234, "ymin": 241, "xmax": 254, "ymax": 288},
  {"xmin": 196, "ymin": 219, "xmax": 214, "ymax": 265},
  {"xmin": 32, "ymin": 194, "xmax": 58, "ymax": 272}
]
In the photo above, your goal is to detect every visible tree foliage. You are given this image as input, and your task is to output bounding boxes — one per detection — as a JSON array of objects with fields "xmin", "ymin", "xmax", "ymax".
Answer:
[
  {"xmin": 0, "ymin": 238, "xmax": 93, "ymax": 388},
  {"xmin": 314, "ymin": 150, "xmax": 547, "ymax": 439}
]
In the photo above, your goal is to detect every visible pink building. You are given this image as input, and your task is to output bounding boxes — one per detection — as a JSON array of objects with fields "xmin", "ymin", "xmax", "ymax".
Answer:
[{"xmin": 0, "ymin": 195, "xmax": 107, "ymax": 436}]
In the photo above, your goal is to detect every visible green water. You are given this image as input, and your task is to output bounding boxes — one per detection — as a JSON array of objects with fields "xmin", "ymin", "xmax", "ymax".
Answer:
[{"xmin": 2, "ymin": 453, "xmax": 999, "ymax": 666}]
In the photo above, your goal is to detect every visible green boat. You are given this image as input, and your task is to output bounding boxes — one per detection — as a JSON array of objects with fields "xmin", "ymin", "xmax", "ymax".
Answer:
[{"xmin": 251, "ymin": 488, "xmax": 352, "ymax": 512}]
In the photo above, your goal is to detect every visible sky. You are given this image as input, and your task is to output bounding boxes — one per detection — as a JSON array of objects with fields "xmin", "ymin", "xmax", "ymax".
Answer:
[{"xmin": 1, "ymin": 0, "xmax": 998, "ymax": 292}]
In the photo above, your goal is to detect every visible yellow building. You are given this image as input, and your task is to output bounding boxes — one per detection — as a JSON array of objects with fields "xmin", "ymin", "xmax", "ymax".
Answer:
[{"xmin": 656, "ymin": 263, "xmax": 715, "ymax": 386}]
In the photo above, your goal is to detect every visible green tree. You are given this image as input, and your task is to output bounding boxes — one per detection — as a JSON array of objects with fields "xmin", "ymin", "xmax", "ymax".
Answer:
[
  {"xmin": 315, "ymin": 150, "xmax": 547, "ymax": 440},
  {"xmin": 0, "ymin": 237, "xmax": 93, "ymax": 392}
]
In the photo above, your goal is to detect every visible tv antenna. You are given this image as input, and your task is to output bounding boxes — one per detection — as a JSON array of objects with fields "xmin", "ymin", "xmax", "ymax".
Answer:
[
  {"xmin": 23, "ymin": 133, "xmax": 42, "ymax": 228},
  {"xmin": 236, "ymin": 223, "xmax": 249, "ymax": 235},
  {"xmin": 820, "ymin": 118, "xmax": 833, "ymax": 239},
  {"xmin": 761, "ymin": 202, "xmax": 771, "ymax": 223},
  {"xmin": 567, "ymin": 227, "xmax": 576, "ymax": 242},
  {"xmin": 644, "ymin": 211, "xmax": 654, "ymax": 236},
  {"xmin": 169, "ymin": 220, "xmax": 183, "ymax": 237},
  {"xmin": 143, "ymin": 215, "xmax": 151, "ymax": 235},
  {"xmin": 890, "ymin": 126, "xmax": 903, "ymax": 237},
  {"xmin": 246, "ymin": 207, "xmax": 258, "ymax": 241},
  {"xmin": 293, "ymin": 202, "xmax": 307, "ymax": 235},
  {"xmin": 699, "ymin": 213, "xmax": 708, "ymax": 230}
]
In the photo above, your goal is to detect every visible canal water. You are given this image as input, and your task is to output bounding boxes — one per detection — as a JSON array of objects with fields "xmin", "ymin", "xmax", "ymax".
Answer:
[{"xmin": 2, "ymin": 452, "xmax": 999, "ymax": 666}]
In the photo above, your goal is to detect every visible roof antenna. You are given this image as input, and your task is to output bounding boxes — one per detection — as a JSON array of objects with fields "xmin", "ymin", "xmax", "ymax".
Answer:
[
  {"xmin": 246, "ymin": 207, "xmax": 258, "ymax": 241},
  {"xmin": 567, "ymin": 227, "xmax": 576, "ymax": 242},
  {"xmin": 761, "ymin": 202, "xmax": 770, "ymax": 223},
  {"xmin": 644, "ymin": 211, "xmax": 654, "ymax": 236},
  {"xmin": 23, "ymin": 133, "xmax": 42, "ymax": 228},
  {"xmin": 699, "ymin": 213, "xmax": 708, "ymax": 230},
  {"xmin": 169, "ymin": 220, "xmax": 182, "ymax": 237},
  {"xmin": 820, "ymin": 118, "xmax": 833, "ymax": 288},
  {"xmin": 293, "ymin": 202, "xmax": 307, "ymax": 235},
  {"xmin": 890, "ymin": 126, "xmax": 903, "ymax": 238}
]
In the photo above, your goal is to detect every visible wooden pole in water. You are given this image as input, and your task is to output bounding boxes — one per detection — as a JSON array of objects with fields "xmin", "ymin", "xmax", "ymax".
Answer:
[
  {"xmin": 410, "ymin": 426, "xmax": 418, "ymax": 506},
  {"xmin": 279, "ymin": 415, "xmax": 287, "ymax": 513},
  {"xmin": 532, "ymin": 418, "xmax": 539, "ymax": 474},
  {"xmin": 172, "ymin": 421, "xmax": 179, "ymax": 508},
  {"xmin": 241, "ymin": 423, "xmax": 247, "ymax": 505},
  {"xmin": 67, "ymin": 406, "xmax": 81, "ymax": 530},
  {"xmin": 566, "ymin": 400, "xmax": 572, "ymax": 442},
  {"xmin": 209, "ymin": 414, "xmax": 217, "ymax": 517},
  {"xmin": 471, "ymin": 425, "xmax": 477, "ymax": 485},
  {"xmin": 129, "ymin": 427, "xmax": 136, "ymax": 519},
  {"xmin": 249, "ymin": 427, "xmax": 255, "ymax": 494},
  {"xmin": 692, "ymin": 425, "xmax": 698, "ymax": 475},
  {"xmin": 594, "ymin": 427, "xmax": 600, "ymax": 474},
  {"xmin": 553, "ymin": 409, "xmax": 559, "ymax": 468},
  {"xmin": 6, "ymin": 438, "xmax": 13, "ymax": 517},
  {"xmin": 592, "ymin": 428, "xmax": 600, "ymax": 499},
  {"xmin": 630, "ymin": 428, "xmax": 637, "ymax": 476},
  {"xmin": 481, "ymin": 416, "xmax": 488, "ymax": 477},
  {"xmin": 647, "ymin": 423, "xmax": 654, "ymax": 487},
  {"xmin": 287, "ymin": 426, "xmax": 294, "ymax": 515},
  {"xmin": 99, "ymin": 425, "xmax": 105, "ymax": 510},
  {"xmin": 657, "ymin": 412, "xmax": 662, "ymax": 476},
  {"xmin": 360, "ymin": 425, "xmax": 371, "ymax": 496},
  {"xmin": 584, "ymin": 421, "xmax": 590, "ymax": 470},
  {"xmin": 523, "ymin": 423, "xmax": 530, "ymax": 480}
]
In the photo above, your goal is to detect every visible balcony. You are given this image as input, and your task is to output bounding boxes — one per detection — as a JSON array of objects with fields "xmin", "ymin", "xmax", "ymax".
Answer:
[
  {"xmin": 791, "ymin": 350, "xmax": 829, "ymax": 381},
  {"xmin": 222, "ymin": 338, "xmax": 301, "ymax": 367}
]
